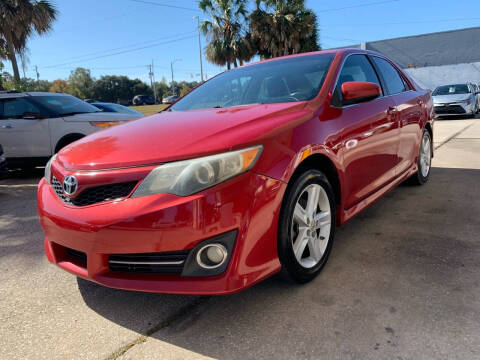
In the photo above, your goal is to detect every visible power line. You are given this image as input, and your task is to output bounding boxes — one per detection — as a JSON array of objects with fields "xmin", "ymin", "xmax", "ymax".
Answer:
[
  {"xmin": 317, "ymin": 0, "xmax": 401, "ymax": 13},
  {"xmin": 41, "ymin": 31, "xmax": 196, "ymax": 66},
  {"xmin": 43, "ymin": 35, "xmax": 197, "ymax": 69},
  {"xmin": 324, "ymin": 17, "xmax": 480, "ymax": 27},
  {"xmin": 127, "ymin": 0, "xmax": 200, "ymax": 12}
]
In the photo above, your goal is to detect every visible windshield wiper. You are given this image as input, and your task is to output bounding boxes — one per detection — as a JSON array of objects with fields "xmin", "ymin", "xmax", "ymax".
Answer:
[{"xmin": 60, "ymin": 111, "xmax": 100, "ymax": 117}]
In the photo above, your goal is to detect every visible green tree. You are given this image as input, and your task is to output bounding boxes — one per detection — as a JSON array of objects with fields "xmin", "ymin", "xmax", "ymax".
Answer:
[
  {"xmin": 49, "ymin": 79, "xmax": 69, "ymax": 93},
  {"xmin": 68, "ymin": 67, "xmax": 94, "ymax": 99},
  {"xmin": 92, "ymin": 75, "xmax": 151, "ymax": 104},
  {"xmin": 250, "ymin": 0, "xmax": 318, "ymax": 59},
  {"xmin": 199, "ymin": 0, "xmax": 253, "ymax": 70},
  {"xmin": 0, "ymin": 0, "xmax": 57, "ymax": 83}
]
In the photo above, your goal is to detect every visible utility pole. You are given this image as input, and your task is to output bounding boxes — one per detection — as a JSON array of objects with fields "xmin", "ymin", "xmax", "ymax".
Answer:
[
  {"xmin": 194, "ymin": 16, "xmax": 204, "ymax": 82},
  {"xmin": 35, "ymin": 65, "xmax": 40, "ymax": 81},
  {"xmin": 150, "ymin": 59, "xmax": 157, "ymax": 103},
  {"xmin": 170, "ymin": 58, "xmax": 181, "ymax": 95}
]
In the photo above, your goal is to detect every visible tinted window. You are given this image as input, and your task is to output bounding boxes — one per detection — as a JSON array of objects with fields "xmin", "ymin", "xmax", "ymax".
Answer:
[
  {"xmin": 0, "ymin": 98, "xmax": 41, "ymax": 119},
  {"xmin": 29, "ymin": 95, "xmax": 100, "ymax": 116},
  {"xmin": 371, "ymin": 57, "xmax": 406, "ymax": 95},
  {"xmin": 332, "ymin": 54, "xmax": 381, "ymax": 106},
  {"xmin": 432, "ymin": 84, "xmax": 470, "ymax": 96},
  {"xmin": 171, "ymin": 54, "xmax": 335, "ymax": 111}
]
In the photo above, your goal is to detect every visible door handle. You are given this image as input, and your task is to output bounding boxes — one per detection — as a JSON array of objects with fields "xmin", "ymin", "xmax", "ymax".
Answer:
[
  {"xmin": 387, "ymin": 106, "xmax": 397, "ymax": 116},
  {"xmin": 1, "ymin": 124, "xmax": 13, "ymax": 129}
]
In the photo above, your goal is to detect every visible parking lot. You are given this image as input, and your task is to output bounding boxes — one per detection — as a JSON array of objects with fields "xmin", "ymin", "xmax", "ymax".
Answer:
[{"xmin": 1, "ymin": 117, "xmax": 479, "ymax": 360}]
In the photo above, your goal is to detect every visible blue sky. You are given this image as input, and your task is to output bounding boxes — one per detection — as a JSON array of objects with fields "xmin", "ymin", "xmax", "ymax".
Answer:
[{"xmin": 6, "ymin": 0, "xmax": 480, "ymax": 83}]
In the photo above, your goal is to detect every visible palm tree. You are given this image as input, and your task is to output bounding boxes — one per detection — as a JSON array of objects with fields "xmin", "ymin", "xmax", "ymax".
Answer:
[
  {"xmin": 250, "ymin": 0, "xmax": 319, "ymax": 59},
  {"xmin": 199, "ymin": 0, "xmax": 254, "ymax": 70},
  {"xmin": 0, "ymin": 0, "xmax": 57, "ymax": 83}
]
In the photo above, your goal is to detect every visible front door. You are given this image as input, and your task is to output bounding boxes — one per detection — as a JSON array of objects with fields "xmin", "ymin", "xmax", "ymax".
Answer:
[
  {"xmin": 0, "ymin": 97, "xmax": 51, "ymax": 158},
  {"xmin": 333, "ymin": 54, "xmax": 400, "ymax": 209}
]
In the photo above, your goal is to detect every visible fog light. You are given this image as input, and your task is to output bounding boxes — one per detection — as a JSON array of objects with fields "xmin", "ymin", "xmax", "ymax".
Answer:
[{"xmin": 196, "ymin": 244, "xmax": 227, "ymax": 269}]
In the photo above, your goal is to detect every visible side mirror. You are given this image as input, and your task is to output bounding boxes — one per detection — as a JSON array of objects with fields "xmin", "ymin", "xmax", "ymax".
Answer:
[
  {"xmin": 22, "ymin": 112, "xmax": 41, "ymax": 120},
  {"xmin": 341, "ymin": 81, "xmax": 381, "ymax": 105}
]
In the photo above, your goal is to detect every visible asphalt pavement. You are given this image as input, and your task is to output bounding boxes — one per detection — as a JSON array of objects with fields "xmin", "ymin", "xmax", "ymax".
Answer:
[{"xmin": 1, "ymin": 117, "xmax": 479, "ymax": 360}]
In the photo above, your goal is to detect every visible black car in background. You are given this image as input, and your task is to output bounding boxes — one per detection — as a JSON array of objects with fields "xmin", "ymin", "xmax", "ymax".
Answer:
[
  {"xmin": 0, "ymin": 144, "xmax": 8, "ymax": 179},
  {"xmin": 132, "ymin": 95, "xmax": 155, "ymax": 105},
  {"xmin": 92, "ymin": 102, "xmax": 143, "ymax": 116}
]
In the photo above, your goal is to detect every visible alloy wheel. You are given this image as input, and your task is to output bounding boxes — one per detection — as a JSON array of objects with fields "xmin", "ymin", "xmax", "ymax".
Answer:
[
  {"xmin": 419, "ymin": 132, "xmax": 432, "ymax": 178},
  {"xmin": 291, "ymin": 184, "xmax": 332, "ymax": 268}
]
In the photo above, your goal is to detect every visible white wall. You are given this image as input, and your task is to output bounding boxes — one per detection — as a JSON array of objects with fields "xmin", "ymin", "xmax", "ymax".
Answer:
[{"xmin": 404, "ymin": 62, "xmax": 480, "ymax": 90}]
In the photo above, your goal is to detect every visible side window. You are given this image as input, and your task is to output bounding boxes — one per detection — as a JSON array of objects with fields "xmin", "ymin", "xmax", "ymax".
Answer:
[
  {"xmin": 371, "ymin": 57, "xmax": 406, "ymax": 95},
  {"xmin": 1, "ymin": 98, "xmax": 40, "ymax": 119},
  {"xmin": 332, "ymin": 54, "xmax": 382, "ymax": 106}
]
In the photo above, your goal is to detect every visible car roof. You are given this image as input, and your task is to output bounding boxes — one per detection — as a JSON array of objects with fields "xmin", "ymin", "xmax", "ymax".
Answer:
[
  {"xmin": 0, "ymin": 91, "xmax": 71, "ymax": 99},
  {"xmin": 242, "ymin": 48, "xmax": 384, "ymax": 68}
]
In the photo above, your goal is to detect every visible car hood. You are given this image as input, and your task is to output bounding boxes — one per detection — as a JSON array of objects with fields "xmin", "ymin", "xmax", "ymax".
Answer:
[
  {"xmin": 432, "ymin": 94, "xmax": 473, "ymax": 104},
  {"xmin": 57, "ymin": 102, "xmax": 312, "ymax": 170},
  {"xmin": 61, "ymin": 112, "xmax": 142, "ymax": 122}
]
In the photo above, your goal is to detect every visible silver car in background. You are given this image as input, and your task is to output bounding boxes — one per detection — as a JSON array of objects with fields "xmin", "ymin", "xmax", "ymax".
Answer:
[{"xmin": 432, "ymin": 83, "xmax": 478, "ymax": 118}]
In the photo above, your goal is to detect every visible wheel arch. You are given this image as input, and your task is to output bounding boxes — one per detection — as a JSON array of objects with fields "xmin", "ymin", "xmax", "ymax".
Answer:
[
  {"xmin": 55, "ymin": 133, "xmax": 85, "ymax": 153},
  {"xmin": 287, "ymin": 153, "xmax": 342, "ymax": 207}
]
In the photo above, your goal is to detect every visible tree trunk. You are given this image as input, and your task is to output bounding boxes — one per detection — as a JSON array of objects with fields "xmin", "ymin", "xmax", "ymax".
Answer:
[
  {"xmin": 227, "ymin": 62, "xmax": 231, "ymax": 70},
  {"xmin": 5, "ymin": 32, "xmax": 21, "ymax": 83},
  {"xmin": 239, "ymin": 59, "xmax": 244, "ymax": 66},
  {"xmin": 233, "ymin": 58, "xmax": 238, "ymax": 68}
]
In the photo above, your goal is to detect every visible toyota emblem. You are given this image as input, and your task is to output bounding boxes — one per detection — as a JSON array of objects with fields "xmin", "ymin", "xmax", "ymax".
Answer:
[{"xmin": 63, "ymin": 175, "xmax": 78, "ymax": 196}]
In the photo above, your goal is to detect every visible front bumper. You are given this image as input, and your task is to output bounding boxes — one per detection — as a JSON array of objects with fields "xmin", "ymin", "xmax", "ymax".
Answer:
[
  {"xmin": 37, "ymin": 170, "xmax": 286, "ymax": 295},
  {"xmin": 434, "ymin": 102, "xmax": 474, "ymax": 116}
]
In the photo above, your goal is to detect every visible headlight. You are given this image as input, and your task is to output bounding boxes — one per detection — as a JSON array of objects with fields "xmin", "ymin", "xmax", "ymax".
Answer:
[
  {"xmin": 89, "ymin": 121, "xmax": 121, "ymax": 128},
  {"xmin": 132, "ymin": 145, "xmax": 263, "ymax": 197},
  {"xmin": 44, "ymin": 154, "xmax": 57, "ymax": 184}
]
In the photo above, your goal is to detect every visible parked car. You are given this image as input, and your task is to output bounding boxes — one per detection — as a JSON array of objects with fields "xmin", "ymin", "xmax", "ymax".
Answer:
[
  {"xmin": 0, "ymin": 144, "xmax": 7, "ymax": 179},
  {"xmin": 92, "ymin": 102, "xmax": 143, "ymax": 116},
  {"xmin": 38, "ymin": 49, "xmax": 433, "ymax": 295},
  {"xmin": 471, "ymin": 83, "xmax": 480, "ymax": 113},
  {"xmin": 162, "ymin": 95, "xmax": 179, "ymax": 104},
  {"xmin": 432, "ymin": 83, "xmax": 478, "ymax": 117},
  {"xmin": 132, "ymin": 95, "xmax": 155, "ymax": 106},
  {"xmin": 0, "ymin": 92, "xmax": 142, "ymax": 167}
]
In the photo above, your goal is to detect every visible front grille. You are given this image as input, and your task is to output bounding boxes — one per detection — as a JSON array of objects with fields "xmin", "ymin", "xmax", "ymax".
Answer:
[
  {"xmin": 51, "ymin": 176, "xmax": 137, "ymax": 207},
  {"xmin": 434, "ymin": 105, "xmax": 466, "ymax": 115},
  {"xmin": 109, "ymin": 250, "xmax": 189, "ymax": 274}
]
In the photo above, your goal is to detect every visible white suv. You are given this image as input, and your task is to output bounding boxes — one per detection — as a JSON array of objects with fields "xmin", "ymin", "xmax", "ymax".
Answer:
[{"xmin": 0, "ymin": 91, "xmax": 142, "ymax": 167}]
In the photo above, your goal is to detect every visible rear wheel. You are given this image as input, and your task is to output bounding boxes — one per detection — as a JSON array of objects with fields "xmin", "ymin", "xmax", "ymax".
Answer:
[
  {"xmin": 278, "ymin": 169, "xmax": 336, "ymax": 283},
  {"xmin": 409, "ymin": 129, "xmax": 432, "ymax": 185}
]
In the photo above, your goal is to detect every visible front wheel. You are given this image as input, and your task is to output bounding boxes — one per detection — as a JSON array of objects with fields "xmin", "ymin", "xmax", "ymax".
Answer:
[{"xmin": 278, "ymin": 169, "xmax": 336, "ymax": 283}]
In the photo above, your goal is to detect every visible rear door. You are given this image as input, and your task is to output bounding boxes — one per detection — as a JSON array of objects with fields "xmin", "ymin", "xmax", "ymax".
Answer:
[
  {"xmin": 333, "ymin": 54, "xmax": 400, "ymax": 209},
  {"xmin": 0, "ymin": 97, "xmax": 51, "ymax": 158},
  {"xmin": 370, "ymin": 56, "xmax": 423, "ymax": 176}
]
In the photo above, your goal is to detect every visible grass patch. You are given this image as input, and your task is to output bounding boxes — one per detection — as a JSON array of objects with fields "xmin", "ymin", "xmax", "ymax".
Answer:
[{"xmin": 130, "ymin": 104, "xmax": 168, "ymax": 115}]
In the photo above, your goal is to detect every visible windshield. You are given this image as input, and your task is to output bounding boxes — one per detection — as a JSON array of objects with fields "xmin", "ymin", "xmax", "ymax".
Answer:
[
  {"xmin": 95, "ymin": 103, "xmax": 142, "ymax": 115},
  {"xmin": 30, "ymin": 95, "xmax": 100, "ymax": 116},
  {"xmin": 432, "ymin": 84, "xmax": 471, "ymax": 96},
  {"xmin": 170, "ymin": 54, "xmax": 335, "ymax": 111}
]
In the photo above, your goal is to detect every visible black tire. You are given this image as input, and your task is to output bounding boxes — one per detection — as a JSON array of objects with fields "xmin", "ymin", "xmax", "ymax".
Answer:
[
  {"xmin": 408, "ymin": 129, "xmax": 432, "ymax": 185},
  {"xmin": 55, "ymin": 135, "xmax": 85, "ymax": 153},
  {"xmin": 278, "ymin": 169, "xmax": 336, "ymax": 283}
]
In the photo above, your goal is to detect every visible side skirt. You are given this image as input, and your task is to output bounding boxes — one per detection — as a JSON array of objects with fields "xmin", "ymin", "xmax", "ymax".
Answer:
[{"xmin": 339, "ymin": 163, "xmax": 418, "ymax": 225}]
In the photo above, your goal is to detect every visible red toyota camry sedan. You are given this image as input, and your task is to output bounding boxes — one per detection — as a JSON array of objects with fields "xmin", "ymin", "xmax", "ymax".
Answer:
[{"xmin": 38, "ymin": 49, "xmax": 434, "ymax": 295}]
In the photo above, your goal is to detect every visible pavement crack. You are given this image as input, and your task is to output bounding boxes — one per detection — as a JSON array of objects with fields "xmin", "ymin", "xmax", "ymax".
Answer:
[
  {"xmin": 435, "ymin": 123, "xmax": 475, "ymax": 150},
  {"xmin": 104, "ymin": 296, "xmax": 210, "ymax": 360}
]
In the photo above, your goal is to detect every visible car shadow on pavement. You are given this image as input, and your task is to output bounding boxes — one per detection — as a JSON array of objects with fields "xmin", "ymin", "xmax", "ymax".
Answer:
[
  {"xmin": 76, "ymin": 166, "xmax": 480, "ymax": 360},
  {"xmin": 0, "ymin": 169, "xmax": 45, "ymax": 263}
]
